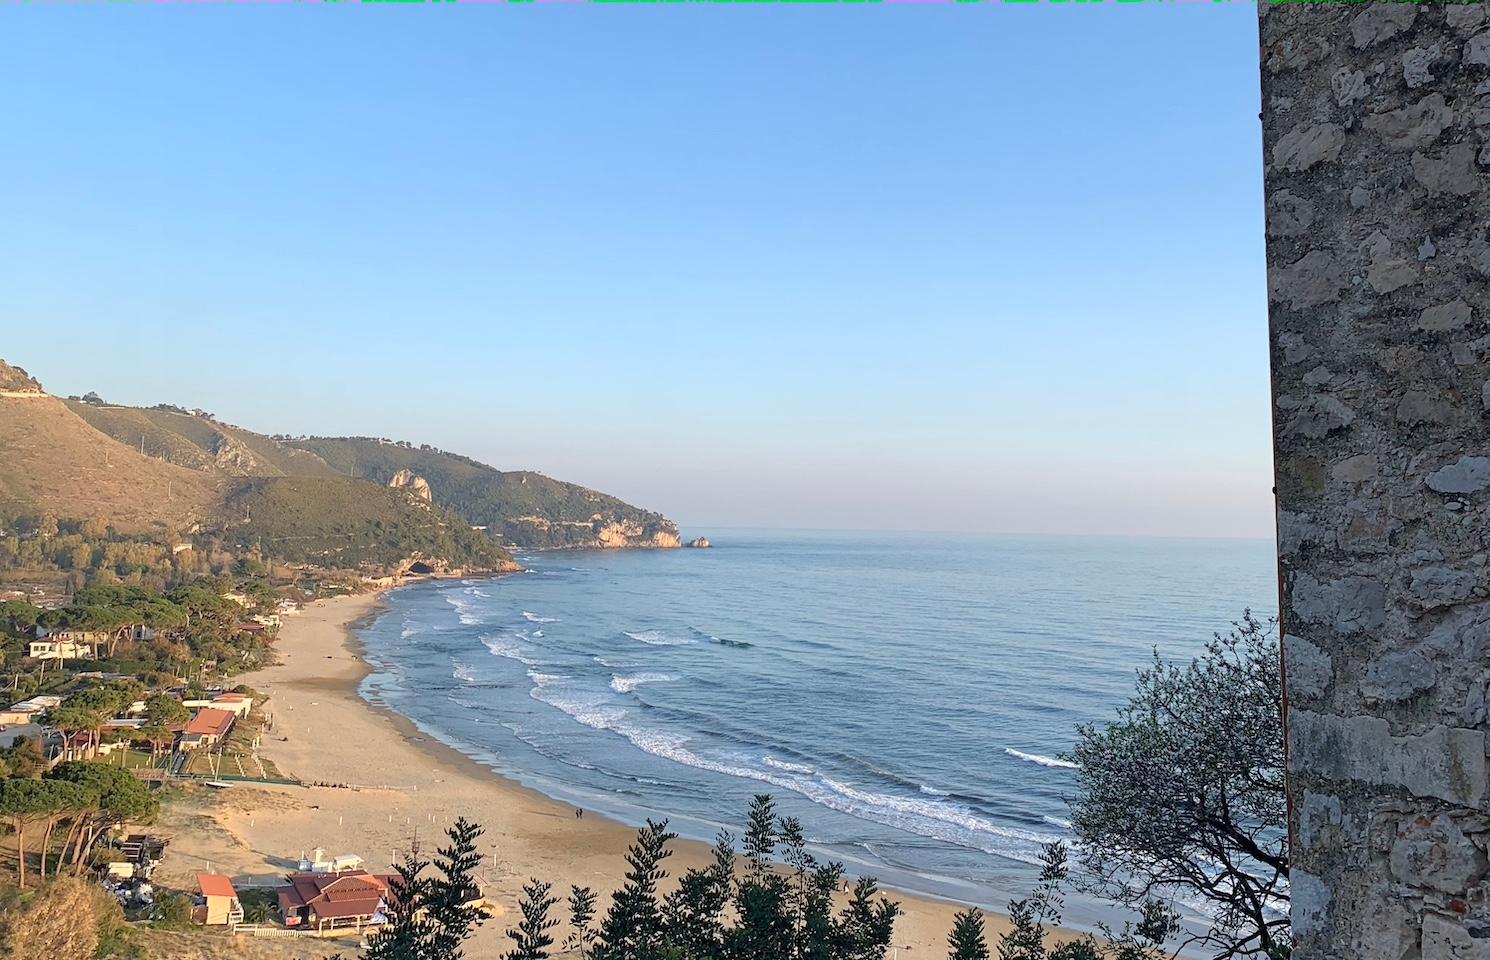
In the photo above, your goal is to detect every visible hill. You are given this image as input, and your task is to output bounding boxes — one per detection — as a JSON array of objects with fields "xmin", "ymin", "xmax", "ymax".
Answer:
[
  {"xmin": 66, "ymin": 402, "xmax": 341, "ymax": 478},
  {"xmin": 0, "ymin": 361, "xmax": 513, "ymax": 575},
  {"xmin": 0, "ymin": 389, "xmax": 220, "ymax": 534},
  {"xmin": 64, "ymin": 391, "xmax": 679, "ymax": 549},
  {"xmin": 283, "ymin": 437, "xmax": 680, "ymax": 550},
  {"xmin": 223, "ymin": 476, "xmax": 515, "ymax": 572}
]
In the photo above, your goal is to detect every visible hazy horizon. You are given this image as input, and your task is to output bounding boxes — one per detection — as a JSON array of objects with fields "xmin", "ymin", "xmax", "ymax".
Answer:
[{"xmin": 7, "ymin": 5, "xmax": 1270, "ymax": 539}]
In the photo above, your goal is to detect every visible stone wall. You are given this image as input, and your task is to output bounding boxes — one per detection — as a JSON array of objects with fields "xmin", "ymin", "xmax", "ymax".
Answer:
[{"xmin": 1262, "ymin": 4, "xmax": 1490, "ymax": 958}]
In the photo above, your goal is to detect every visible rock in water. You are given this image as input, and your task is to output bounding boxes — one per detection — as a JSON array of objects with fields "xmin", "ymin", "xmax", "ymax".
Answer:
[{"xmin": 687, "ymin": 537, "xmax": 712, "ymax": 549}]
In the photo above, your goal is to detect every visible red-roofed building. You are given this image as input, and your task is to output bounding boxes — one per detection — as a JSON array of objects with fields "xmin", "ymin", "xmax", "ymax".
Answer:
[
  {"xmin": 276, "ymin": 871, "xmax": 395, "ymax": 931},
  {"xmin": 195, "ymin": 874, "xmax": 244, "ymax": 926},
  {"xmin": 179, "ymin": 707, "xmax": 235, "ymax": 750}
]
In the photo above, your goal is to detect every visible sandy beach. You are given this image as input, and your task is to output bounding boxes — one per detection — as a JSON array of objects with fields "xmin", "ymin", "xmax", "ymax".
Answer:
[{"xmin": 156, "ymin": 587, "xmax": 1054, "ymax": 958}]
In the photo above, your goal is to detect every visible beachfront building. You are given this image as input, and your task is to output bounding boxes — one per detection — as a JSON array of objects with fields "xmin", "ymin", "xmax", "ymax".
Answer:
[
  {"xmin": 276, "ymin": 871, "xmax": 393, "ymax": 932},
  {"xmin": 209, "ymin": 692, "xmax": 254, "ymax": 717},
  {"xmin": 195, "ymin": 874, "xmax": 244, "ymax": 926},
  {"xmin": 0, "ymin": 694, "xmax": 63, "ymax": 726},
  {"xmin": 179, "ymin": 707, "xmax": 234, "ymax": 749}
]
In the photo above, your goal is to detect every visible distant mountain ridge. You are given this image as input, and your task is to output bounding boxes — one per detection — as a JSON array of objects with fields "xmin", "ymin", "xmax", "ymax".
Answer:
[{"xmin": 45, "ymin": 370, "xmax": 678, "ymax": 552}]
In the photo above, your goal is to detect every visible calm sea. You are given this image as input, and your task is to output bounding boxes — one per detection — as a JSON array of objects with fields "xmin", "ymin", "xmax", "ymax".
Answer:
[{"xmin": 357, "ymin": 530, "xmax": 1276, "ymax": 932}]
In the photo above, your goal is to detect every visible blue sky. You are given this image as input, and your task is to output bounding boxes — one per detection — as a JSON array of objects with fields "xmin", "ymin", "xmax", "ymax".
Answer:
[{"xmin": 4, "ymin": 5, "xmax": 1269, "ymax": 538}]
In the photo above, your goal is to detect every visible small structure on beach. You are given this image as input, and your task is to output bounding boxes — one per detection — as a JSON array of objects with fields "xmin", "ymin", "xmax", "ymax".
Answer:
[
  {"xmin": 298, "ymin": 848, "xmax": 365, "ymax": 874},
  {"xmin": 195, "ymin": 874, "xmax": 244, "ymax": 926},
  {"xmin": 276, "ymin": 870, "xmax": 393, "ymax": 932}
]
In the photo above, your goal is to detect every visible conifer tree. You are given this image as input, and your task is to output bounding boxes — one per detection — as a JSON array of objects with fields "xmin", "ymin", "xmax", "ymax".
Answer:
[
  {"xmin": 948, "ymin": 908, "xmax": 990, "ymax": 960},
  {"xmin": 504, "ymin": 878, "xmax": 559, "ymax": 960},
  {"xmin": 364, "ymin": 850, "xmax": 434, "ymax": 960},
  {"xmin": 593, "ymin": 819, "xmax": 676, "ymax": 960},
  {"xmin": 427, "ymin": 817, "xmax": 487, "ymax": 960},
  {"xmin": 565, "ymin": 885, "xmax": 598, "ymax": 960},
  {"xmin": 662, "ymin": 832, "xmax": 734, "ymax": 960}
]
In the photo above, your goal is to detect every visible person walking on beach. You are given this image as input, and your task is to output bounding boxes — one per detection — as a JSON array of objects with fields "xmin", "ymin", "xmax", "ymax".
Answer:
[{"xmin": 576, "ymin": 808, "xmax": 584, "ymax": 820}]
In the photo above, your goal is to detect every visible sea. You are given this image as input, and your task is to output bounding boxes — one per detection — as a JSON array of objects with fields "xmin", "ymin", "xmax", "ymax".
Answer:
[{"xmin": 356, "ymin": 529, "xmax": 1277, "ymax": 934}]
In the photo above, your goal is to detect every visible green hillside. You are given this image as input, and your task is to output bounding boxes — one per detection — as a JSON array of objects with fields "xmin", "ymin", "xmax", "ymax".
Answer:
[
  {"xmin": 284, "ymin": 437, "xmax": 680, "ymax": 550},
  {"xmin": 223, "ymin": 476, "xmax": 515, "ymax": 571}
]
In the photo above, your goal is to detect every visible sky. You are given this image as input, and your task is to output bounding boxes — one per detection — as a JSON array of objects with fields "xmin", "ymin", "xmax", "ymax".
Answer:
[{"xmin": 3, "ymin": 5, "xmax": 1270, "ymax": 539}]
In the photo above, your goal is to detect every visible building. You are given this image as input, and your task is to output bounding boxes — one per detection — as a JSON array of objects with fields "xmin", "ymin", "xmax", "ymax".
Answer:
[
  {"xmin": 28, "ymin": 628, "xmax": 106, "ymax": 661},
  {"xmin": 297, "ymin": 848, "xmax": 365, "ymax": 874},
  {"xmin": 179, "ymin": 708, "xmax": 234, "ymax": 749},
  {"xmin": 209, "ymin": 693, "xmax": 254, "ymax": 718},
  {"xmin": 276, "ymin": 871, "xmax": 393, "ymax": 931},
  {"xmin": 0, "ymin": 694, "xmax": 63, "ymax": 726},
  {"xmin": 195, "ymin": 874, "xmax": 244, "ymax": 926}
]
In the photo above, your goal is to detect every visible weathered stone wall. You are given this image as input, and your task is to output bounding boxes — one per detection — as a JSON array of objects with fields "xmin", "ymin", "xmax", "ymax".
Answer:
[{"xmin": 1262, "ymin": 4, "xmax": 1490, "ymax": 958}]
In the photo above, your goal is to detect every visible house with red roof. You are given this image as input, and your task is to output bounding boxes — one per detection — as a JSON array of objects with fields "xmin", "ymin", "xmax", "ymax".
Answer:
[
  {"xmin": 195, "ymin": 874, "xmax": 244, "ymax": 926},
  {"xmin": 276, "ymin": 870, "xmax": 396, "ymax": 931},
  {"xmin": 179, "ymin": 707, "xmax": 235, "ymax": 750}
]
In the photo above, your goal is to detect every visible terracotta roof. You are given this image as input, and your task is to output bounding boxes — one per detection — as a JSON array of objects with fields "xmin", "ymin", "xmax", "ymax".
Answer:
[
  {"xmin": 278, "ymin": 871, "xmax": 393, "ymax": 918},
  {"xmin": 184, "ymin": 708, "xmax": 234, "ymax": 738},
  {"xmin": 198, "ymin": 874, "xmax": 238, "ymax": 899}
]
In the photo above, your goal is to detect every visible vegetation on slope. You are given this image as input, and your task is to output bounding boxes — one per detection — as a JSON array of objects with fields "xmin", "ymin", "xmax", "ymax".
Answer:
[
  {"xmin": 223, "ymin": 477, "xmax": 514, "ymax": 571},
  {"xmin": 0, "ymin": 361, "xmax": 42, "ymax": 394},
  {"xmin": 284, "ymin": 437, "xmax": 678, "ymax": 549},
  {"xmin": 0, "ymin": 395, "xmax": 220, "ymax": 535},
  {"xmin": 65, "ymin": 403, "xmax": 339, "ymax": 479}
]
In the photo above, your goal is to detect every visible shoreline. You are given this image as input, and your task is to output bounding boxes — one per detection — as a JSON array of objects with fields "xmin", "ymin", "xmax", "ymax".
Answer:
[{"xmin": 160, "ymin": 586, "xmax": 1070, "ymax": 957}]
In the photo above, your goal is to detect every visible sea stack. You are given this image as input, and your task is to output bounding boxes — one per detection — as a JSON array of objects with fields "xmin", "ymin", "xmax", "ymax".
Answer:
[{"xmin": 687, "ymin": 537, "xmax": 712, "ymax": 548}]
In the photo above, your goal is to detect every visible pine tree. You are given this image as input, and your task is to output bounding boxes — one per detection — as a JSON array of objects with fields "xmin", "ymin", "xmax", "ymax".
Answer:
[
  {"xmin": 363, "ymin": 850, "xmax": 434, "ymax": 960},
  {"xmin": 662, "ymin": 832, "xmax": 734, "ymax": 960},
  {"xmin": 948, "ymin": 909, "xmax": 990, "ymax": 960},
  {"xmin": 565, "ymin": 885, "xmax": 598, "ymax": 960},
  {"xmin": 426, "ymin": 817, "xmax": 488, "ymax": 960},
  {"xmin": 741, "ymin": 794, "xmax": 778, "ymax": 879},
  {"xmin": 504, "ymin": 878, "xmax": 559, "ymax": 960},
  {"xmin": 593, "ymin": 819, "xmax": 676, "ymax": 960},
  {"xmin": 833, "ymin": 876, "xmax": 901, "ymax": 960}
]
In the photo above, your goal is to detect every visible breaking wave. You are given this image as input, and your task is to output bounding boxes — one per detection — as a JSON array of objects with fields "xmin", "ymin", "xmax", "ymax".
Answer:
[
  {"xmin": 1004, "ymin": 749, "xmax": 1079, "ymax": 770},
  {"xmin": 523, "ymin": 611, "xmax": 558, "ymax": 624},
  {"xmin": 624, "ymin": 630, "xmax": 694, "ymax": 646},
  {"xmin": 610, "ymin": 672, "xmax": 679, "ymax": 694}
]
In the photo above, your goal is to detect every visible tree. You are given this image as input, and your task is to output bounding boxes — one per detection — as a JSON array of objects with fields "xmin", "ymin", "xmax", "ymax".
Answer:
[
  {"xmin": 948, "ymin": 909, "xmax": 989, "ymax": 960},
  {"xmin": 593, "ymin": 819, "xmax": 676, "ymax": 960},
  {"xmin": 504, "ymin": 879, "xmax": 559, "ymax": 960},
  {"xmin": 1068, "ymin": 612, "xmax": 1285, "ymax": 959},
  {"xmin": 995, "ymin": 843, "xmax": 1174, "ymax": 960},
  {"xmin": 832, "ymin": 876, "xmax": 900, "ymax": 960},
  {"xmin": 426, "ymin": 817, "xmax": 487, "ymax": 960},
  {"xmin": 363, "ymin": 849, "xmax": 435, "ymax": 960},
  {"xmin": 363, "ymin": 818, "xmax": 489, "ymax": 960},
  {"xmin": 565, "ymin": 886, "xmax": 598, "ymax": 960},
  {"xmin": 143, "ymin": 694, "xmax": 188, "ymax": 728},
  {"xmin": 0, "ymin": 779, "xmax": 86, "ymax": 888},
  {"xmin": 662, "ymin": 833, "xmax": 733, "ymax": 960},
  {"xmin": 46, "ymin": 762, "xmax": 159, "ymax": 874}
]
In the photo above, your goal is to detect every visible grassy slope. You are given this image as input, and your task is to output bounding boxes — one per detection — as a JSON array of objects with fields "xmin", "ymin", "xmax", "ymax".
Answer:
[
  {"xmin": 66, "ymin": 403, "xmax": 340, "ymax": 478},
  {"xmin": 285, "ymin": 438, "xmax": 678, "ymax": 548},
  {"xmin": 0, "ymin": 395, "xmax": 220, "ymax": 533}
]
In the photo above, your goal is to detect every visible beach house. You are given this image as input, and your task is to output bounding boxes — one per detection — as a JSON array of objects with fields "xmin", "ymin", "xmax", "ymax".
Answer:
[
  {"xmin": 28, "ymin": 627, "xmax": 106, "ymax": 660},
  {"xmin": 179, "ymin": 707, "xmax": 235, "ymax": 749},
  {"xmin": 194, "ymin": 874, "xmax": 244, "ymax": 926},
  {"xmin": 276, "ymin": 871, "xmax": 394, "ymax": 931}
]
